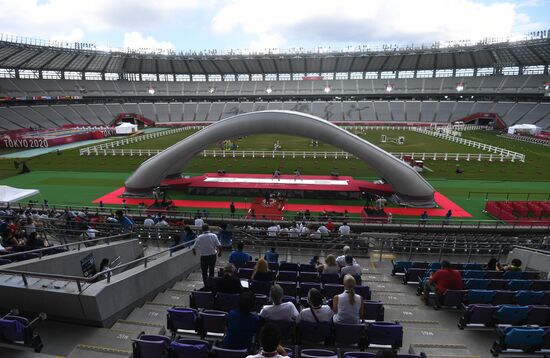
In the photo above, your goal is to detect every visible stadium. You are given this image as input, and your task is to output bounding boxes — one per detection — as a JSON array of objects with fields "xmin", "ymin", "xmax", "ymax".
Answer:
[{"xmin": 0, "ymin": 5, "xmax": 549, "ymax": 357}]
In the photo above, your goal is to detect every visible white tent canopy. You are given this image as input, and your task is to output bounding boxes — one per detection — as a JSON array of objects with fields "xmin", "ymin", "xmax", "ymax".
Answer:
[
  {"xmin": 0, "ymin": 185, "xmax": 39, "ymax": 203},
  {"xmin": 507, "ymin": 124, "xmax": 542, "ymax": 135},
  {"xmin": 115, "ymin": 122, "xmax": 138, "ymax": 135}
]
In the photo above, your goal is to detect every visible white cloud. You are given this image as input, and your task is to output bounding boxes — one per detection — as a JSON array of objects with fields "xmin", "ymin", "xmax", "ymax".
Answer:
[
  {"xmin": 211, "ymin": 0, "xmax": 526, "ymax": 48},
  {"xmin": 122, "ymin": 32, "xmax": 175, "ymax": 52},
  {"xmin": 50, "ymin": 28, "xmax": 85, "ymax": 43}
]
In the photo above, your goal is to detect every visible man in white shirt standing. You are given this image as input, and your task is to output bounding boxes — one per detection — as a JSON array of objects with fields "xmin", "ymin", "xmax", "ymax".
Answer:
[
  {"xmin": 192, "ymin": 224, "xmax": 222, "ymax": 286},
  {"xmin": 267, "ymin": 223, "xmax": 279, "ymax": 237},
  {"xmin": 143, "ymin": 215, "xmax": 155, "ymax": 227}
]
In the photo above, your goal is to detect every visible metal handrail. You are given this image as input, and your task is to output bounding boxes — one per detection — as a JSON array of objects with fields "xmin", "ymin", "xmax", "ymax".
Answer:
[
  {"xmin": 0, "ymin": 233, "xmax": 132, "ymax": 260},
  {"xmin": 0, "ymin": 238, "xmax": 197, "ymax": 292},
  {"xmin": 510, "ymin": 245, "xmax": 550, "ymax": 255}
]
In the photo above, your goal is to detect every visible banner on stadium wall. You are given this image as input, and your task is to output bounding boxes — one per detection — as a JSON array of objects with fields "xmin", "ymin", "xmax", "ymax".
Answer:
[{"xmin": 0, "ymin": 128, "xmax": 112, "ymax": 148}]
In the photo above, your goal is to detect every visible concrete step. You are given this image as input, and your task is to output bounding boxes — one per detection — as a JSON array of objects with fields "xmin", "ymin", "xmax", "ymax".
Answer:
[
  {"xmin": 66, "ymin": 328, "xmax": 134, "ymax": 357},
  {"xmin": 111, "ymin": 320, "xmax": 165, "ymax": 335},
  {"xmin": 151, "ymin": 290, "xmax": 189, "ymax": 307},
  {"xmin": 66, "ymin": 345, "xmax": 131, "ymax": 358},
  {"xmin": 171, "ymin": 279, "xmax": 203, "ymax": 292},
  {"xmin": 0, "ymin": 347, "xmax": 58, "ymax": 357},
  {"xmin": 126, "ymin": 307, "xmax": 167, "ymax": 326}
]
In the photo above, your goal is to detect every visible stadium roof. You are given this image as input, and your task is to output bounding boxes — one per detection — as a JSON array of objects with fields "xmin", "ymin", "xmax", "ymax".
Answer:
[{"xmin": 0, "ymin": 38, "xmax": 549, "ymax": 75}]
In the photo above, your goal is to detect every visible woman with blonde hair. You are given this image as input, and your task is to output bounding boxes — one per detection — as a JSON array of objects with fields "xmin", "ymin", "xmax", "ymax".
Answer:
[
  {"xmin": 319, "ymin": 254, "xmax": 339, "ymax": 274},
  {"xmin": 332, "ymin": 274, "xmax": 364, "ymax": 323},
  {"xmin": 251, "ymin": 258, "xmax": 273, "ymax": 281}
]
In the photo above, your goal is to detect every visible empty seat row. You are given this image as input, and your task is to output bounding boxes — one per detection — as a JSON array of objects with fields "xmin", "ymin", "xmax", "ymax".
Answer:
[
  {"xmin": 392, "ymin": 260, "xmax": 484, "ymax": 274},
  {"xmin": 434, "ymin": 289, "xmax": 550, "ymax": 308},
  {"xmin": 0, "ymin": 312, "xmax": 46, "ymax": 353},
  {"xmin": 491, "ymin": 326, "xmax": 550, "ymax": 356},
  {"xmin": 458, "ymin": 304, "xmax": 550, "ymax": 328}
]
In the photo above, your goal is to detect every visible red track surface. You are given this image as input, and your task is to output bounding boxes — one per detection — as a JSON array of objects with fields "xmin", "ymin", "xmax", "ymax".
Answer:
[{"xmin": 161, "ymin": 173, "xmax": 395, "ymax": 195}]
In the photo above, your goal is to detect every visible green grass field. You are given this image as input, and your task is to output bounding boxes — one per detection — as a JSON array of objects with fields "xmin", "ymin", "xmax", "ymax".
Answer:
[{"xmin": 0, "ymin": 128, "xmax": 549, "ymax": 221}]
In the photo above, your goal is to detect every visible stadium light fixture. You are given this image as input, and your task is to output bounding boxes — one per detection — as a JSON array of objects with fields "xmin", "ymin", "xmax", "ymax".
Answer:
[
  {"xmin": 324, "ymin": 85, "xmax": 331, "ymax": 93},
  {"xmin": 147, "ymin": 84, "xmax": 155, "ymax": 95},
  {"xmin": 265, "ymin": 85, "xmax": 272, "ymax": 94},
  {"xmin": 208, "ymin": 86, "xmax": 216, "ymax": 94},
  {"xmin": 456, "ymin": 83, "xmax": 465, "ymax": 92},
  {"xmin": 544, "ymin": 82, "xmax": 550, "ymax": 91},
  {"xmin": 385, "ymin": 84, "xmax": 394, "ymax": 92}
]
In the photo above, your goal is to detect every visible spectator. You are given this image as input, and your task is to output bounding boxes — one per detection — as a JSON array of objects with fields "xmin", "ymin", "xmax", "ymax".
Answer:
[
  {"xmin": 310, "ymin": 255, "xmax": 320, "ymax": 266},
  {"xmin": 486, "ymin": 258, "xmax": 501, "ymax": 271},
  {"xmin": 229, "ymin": 241, "xmax": 252, "ymax": 268},
  {"xmin": 267, "ymin": 223, "xmax": 279, "ymax": 237},
  {"xmin": 223, "ymin": 291, "xmax": 261, "ymax": 350},
  {"xmin": 251, "ymin": 258, "xmax": 273, "ymax": 281},
  {"xmin": 219, "ymin": 223, "xmax": 233, "ymax": 250},
  {"xmin": 115, "ymin": 210, "xmax": 134, "ymax": 233},
  {"xmin": 260, "ymin": 284, "xmax": 299, "ymax": 322},
  {"xmin": 194, "ymin": 215, "xmax": 204, "ymax": 227},
  {"xmin": 319, "ymin": 254, "xmax": 339, "ymax": 274},
  {"xmin": 325, "ymin": 219, "xmax": 335, "ymax": 232},
  {"xmin": 332, "ymin": 274, "xmax": 364, "ymax": 324},
  {"xmin": 155, "ymin": 216, "xmax": 169, "ymax": 227},
  {"xmin": 246, "ymin": 323, "xmax": 288, "ymax": 358},
  {"xmin": 170, "ymin": 234, "xmax": 184, "ymax": 253},
  {"xmin": 143, "ymin": 215, "xmax": 155, "ymax": 227},
  {"xmin": 215, "ymin": 264, "xmax": 243, "ymax": 294},
  {"xmin": 2, "ymin": 229, "xmax": 22, "ymax": 248},
  {"xmin": 422, "ymin": 260, "xmax": 463, "ymax": 304},
  {"xmin": 192, "ymin": 224, "xmax": 222, "ymax": 286},
  {"xmin": 336, "ymin": 246, "xmax": 357, "ymax": 267},
  {"xmin": 339, "ymin": 222, "xmax": 351, "ymax": 236},
  {"xmin": 317, "ymin": 224, "xmax": 329, "ymax": 237},
  {"xmin": 443, "ymin": 210, "xmax": 452, "ymax": 224},
  {"xmin": 264, "ymin": 247, "xmax": 279, "ymax": 263},
  {"xmin": 230, "ymin": 202, "xmax": 236, "ymax": 218},
  {"xmin": 340, "ymin": 255, "xmax": 362, "ymax": 277},
  {"xmin": 299, "ymin": 288, "xmax": 333, "ymax": 323},
  {"xmin": 420, "ymin": 211, "xmax": 428, "ymax": 224},
  {"xmin": 26, "ymin": 232, "xmax": 48, "ymax": 248},
  {"xmin": 503, "ymin": 258, "xmax": 522, "ymax": 272},
  {"xmin": 181, "ymin": 226, "xmax": 196, "ymax": 248}
]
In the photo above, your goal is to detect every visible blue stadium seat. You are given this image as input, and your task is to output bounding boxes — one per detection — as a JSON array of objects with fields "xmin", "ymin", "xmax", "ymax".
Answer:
[
  {"xmin": 464, "ymin": 290, "xmax": 495, "ymax": 304},
  {"xmin": 507, "ymin": 280, "xmax": 533, "ymax": 291},
  {"xmin": 515, "ymin": 290, "xmax": 544, "ymax": 305},
  {"xmin": 465, "ymin": 279, "xmax": 490, "ymax": 290},
  {"xmin": 496, "ymin": 305, "xmax": 529, "ymax": 326},
  {"xmin": 463, "ymin": 270, "xmax": 485, "ymax": 279}
]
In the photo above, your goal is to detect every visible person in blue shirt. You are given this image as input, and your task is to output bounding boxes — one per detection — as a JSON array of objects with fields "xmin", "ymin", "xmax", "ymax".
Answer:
[
  {"xmin": 181, "ymin": 226, "xmax": 196, "ymax": 248},
  {"xmin": 264, "ymin": 247, "xmax": 279, "ymax": 263},
  {"xmin": 218, "ymin": 223, "xmax": 233, "ymax": 250},
  {"xmin": 115, "ymin": 210, "xmax": 134, "ymax": 233},
  {"xmin": 229, "ymin": 241, "xmax": 252, "ymax": 268},
  {"xmin": 222, "ymin": 291, "xmax": 261, "ymax": 350}
]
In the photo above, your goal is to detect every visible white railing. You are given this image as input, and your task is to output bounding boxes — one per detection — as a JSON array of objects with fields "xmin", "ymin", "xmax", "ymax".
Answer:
[
  {"xmin": 412, "ymin": 128, "xmax": 525, "ymax": 162},
  {"xmin": 80, "ymin": 148, "xmax": 521, "ymax": 162},
  {"xmin": 79, "ymin": 127, "xmax": 197, "ymax": 155},
  {"xmin": 499, "ymin": 134, "xmax": 550, "ymax": 147}
]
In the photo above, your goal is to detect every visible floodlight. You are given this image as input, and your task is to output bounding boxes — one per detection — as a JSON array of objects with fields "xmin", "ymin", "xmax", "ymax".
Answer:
[
  {"xmin": 266, "ymin": 85, "xmax": 273, "ymax": 94},
  {"xmin": 324, "ymin": 85, "xmax": 331, "ymax": 93},
  {"xmin": 456, "ymin": 83, "xmax": 464, "ymax": 92},
  {"xmin": 147, "ymin": 85, "xmax": 155, "ymax": 95},
  {"xmin": 385, "ymin": 84, "xmax": 394, "ymax": 92}
]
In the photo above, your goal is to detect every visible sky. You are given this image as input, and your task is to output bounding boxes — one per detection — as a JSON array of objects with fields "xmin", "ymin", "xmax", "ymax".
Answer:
[{"xmin": 0, "ymin": 0, "xmax": 548, "ymax": 54}]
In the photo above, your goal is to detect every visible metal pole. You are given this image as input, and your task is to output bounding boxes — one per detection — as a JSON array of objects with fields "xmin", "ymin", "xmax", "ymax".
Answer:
[
  {"xmin": 408, "ymin": 240, "xmax": 414, "ymax": 261},
  {"xmin": 76, "ymin": 280, "xmax": 82, "ymax": 292},
  {"xmin": 467, "ymin": 243, "xmax": 473, "ymax": 263},
  {"xmin": 21, "ymin": 274, "xmax": 28, "ymax": 286},
  {"xmin": 379, "ymin": 239, "xmax": 384, "ymax": 263}
]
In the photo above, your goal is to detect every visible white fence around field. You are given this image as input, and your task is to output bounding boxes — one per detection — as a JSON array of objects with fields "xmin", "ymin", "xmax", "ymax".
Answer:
[
  {"xmin": 79, "ymin": 148, "xmax": 522, "ymax": 162},
  {"xmin": 79, "ymin": 126, "xmax": 197, "ymax": 155},
  {"xmin": 499, "ymin": 134, "xmax": 550, "ymax": 148},
  {"xmin": 412, "ymin": 128, "xmax": 525, "ymax": 162}
]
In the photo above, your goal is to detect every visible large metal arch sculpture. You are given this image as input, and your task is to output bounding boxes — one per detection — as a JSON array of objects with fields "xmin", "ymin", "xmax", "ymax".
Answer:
[{"xmin": 125, "ymin": 111, "xmax": 436, "ymax": 207}]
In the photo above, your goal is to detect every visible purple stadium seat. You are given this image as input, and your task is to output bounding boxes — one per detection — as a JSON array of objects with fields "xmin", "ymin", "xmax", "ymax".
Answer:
[
  {"xmin": 298, "ymin": 320, "xmax": 332, "ymax": 344},
  {"xmin": 485, "ymin": 271, "xmax": 503, "ymax": 279},
  {"xmin": 531, "ymin": 280, "xmax": 550, "ymax": 291},
  {"xmin": 363, "ymin": 300, "xmax": 384, "ymax": 321},
  {"xmin": 237, "ymin": 268, "xmax": 253, "ymax": 280},
  {"xmin": 216, "ymin": 293, "xmax": 240, "ymax": 312},
  {"xmin": 300, "ymin": 272, "xmax": 320, "ymax": 283},
  {"xmin": 334, "ymin": 322, "xmax": 365, "ymax": 347},
  {"xmin": 403, "ymin": 268, "xmax": 425, "ymax": 284},
  {"xmin": 250, "ymin": 280, "xmax": 273, "ymax": 295},
  {"xmin": 355, "ymin": 286, "xmax": 371, "ymax": 300},
  {"xmin": 435, "ymin": 289, "xmax": 466, "ymax": 309},
  {"xmin": 211, "ymin": 346, "xmax": 248, "ymax": 358},
  {"xmin": 277, "ymin": 271, "xmax": 299, "ymax": 282},
  {"xmin": 167, "ymin": 308, "xmax": 198, "ymax": 334},
  {"xmin": 266, "ymin": 319, "xmax": 294, "ymax": 342},
  {"xmin": 281, "ymin": 295, "xmax": 298, "ymax": 307},
  {"xmin": 0, "ymin": 316, "xmax": 27, "ymax": 342},
  {"xmin": 344, "ymin": 353, "xmax": 425, "ymax": 358},
  {"xmin": 277, "ymin": 281, "xmax": 298, "ymax": 297},
  {"xmin": 488, "ymin": 279, "xmax": 508, "ymax": 290},
  {"xmin": 0, "ymin": 258, "xmax": 11, "ymax": 265},
  {"xmin": 321, "ymin": 273, "xmax": 340, "ymax": 284},
  {"xmin": 324, "ymin": 284, "xmax": 344, "ymax": 300},
  {"xmin": 522, "ymin": 271, "xmax": 540, "ymax": 280},
  {"xmin": 170, "ymin": 338, "xmax": 209, "ymax": 358},
  {"xmin": 199, "ymin": 310, "xmax": 226, "ymax": 337},
  {"xmin": 299, "ymin": 282, "xmax": 322, "ymax": 297},
  {"xmin": 254, "ymin": 294, "xmax": 268, "ymax": 312},
  {"xmin": 541, "ymin": 291, "xmax": 550, "ymax": 306},
  {"xmin": 365, "ymin": 322, "xmax": 403, "ymax": 349},
  {"xmin": 279, "ymin": 262, "xmax": 299, "ymax": 271},
  {"xmin": 527, "ymin": 305, "xmax": 550, "ymax": 326},
  {"xmin": 458, "ymin": 304, "xmax": 498, "ymax": 328},
  {"xmin": 300, "ymin": 264, "xmax": 317, "ymax": 272},
  {"xmin": 191, "ymin": 291, "xmax": 215, "ymax": 310},
  {"xmin": 132, "ymin": 333, "xmax": 170, "ymax": 358},
  {"xmin": 492, "ymin": 291, "xmax": 516, "ymax": 305},
  {"xmin": 300, "ymin": 349, "xmax": 338, "ymax": 358}
]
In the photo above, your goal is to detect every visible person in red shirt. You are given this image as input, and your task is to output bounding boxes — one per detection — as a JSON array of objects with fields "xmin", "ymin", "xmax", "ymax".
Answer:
[
  {"xmin": 422, "ymin": 260, "xmax": 463, "ymax": 304},
  {"xmin": 325, "ymin": 219, "xmax": 335, "ymax": 233}
]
